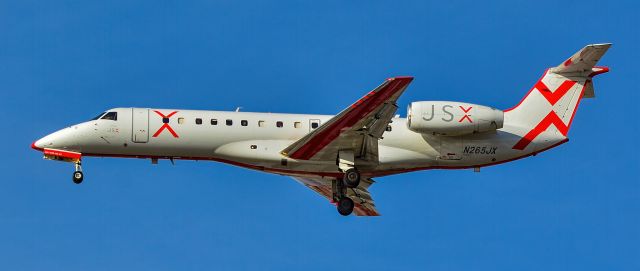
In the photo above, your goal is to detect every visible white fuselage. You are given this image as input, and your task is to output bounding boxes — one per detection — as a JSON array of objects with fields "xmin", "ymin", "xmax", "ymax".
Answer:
[{"xmin": 33, "ymin": 107, "xmax": 567, "ymax": 178}]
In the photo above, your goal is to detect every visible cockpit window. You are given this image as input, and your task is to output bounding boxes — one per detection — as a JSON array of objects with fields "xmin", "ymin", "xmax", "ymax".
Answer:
[
  {"xmin": 91, "ymin": 112, "xmax": 106, "ymax": 120},
  {"xmin": 100, "ymin": 112, "xmax": 118, "ymax": 121}
]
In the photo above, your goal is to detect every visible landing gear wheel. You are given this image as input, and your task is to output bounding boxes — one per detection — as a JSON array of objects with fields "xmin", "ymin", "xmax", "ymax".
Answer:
[
  {"xmin": 72, "ymin": 171, "xmax": 83, "ymax": 184},
  {"xmin": 337, "ymin": 197, "xmax": 354, "ymax": 216},
  {"xmin": 343, "ymin": 168, "xmax": 360, "ymax": 188}
]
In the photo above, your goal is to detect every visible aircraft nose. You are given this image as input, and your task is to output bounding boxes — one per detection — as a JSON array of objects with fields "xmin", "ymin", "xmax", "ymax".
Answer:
[
  {"xmin": 31, "ymin": 128, "xmax": 79, "ymax": 151},
  {"xmin": 32, "ymin": 133, "xmax": 56, "ymax": 151},
  {"xmin": 31, "ymin": 138, "xmax": 44, "ymax": 151}
]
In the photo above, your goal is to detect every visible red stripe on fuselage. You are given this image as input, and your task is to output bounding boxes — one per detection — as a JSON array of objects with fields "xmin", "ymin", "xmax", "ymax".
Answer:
[{"xmin": 75, "ymin": 138, "xmax": 567, "ymax": 179}]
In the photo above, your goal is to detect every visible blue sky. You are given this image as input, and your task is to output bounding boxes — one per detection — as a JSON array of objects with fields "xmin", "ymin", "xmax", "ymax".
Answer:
[{"xmin": 2, "ymin": 0, "xmax": 638, "ymax": 270}]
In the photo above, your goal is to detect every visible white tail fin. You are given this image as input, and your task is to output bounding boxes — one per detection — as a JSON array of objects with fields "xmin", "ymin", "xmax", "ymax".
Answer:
[{"xmin": 505, "ymin": 43, "xmax": 611, "ymax": 150}]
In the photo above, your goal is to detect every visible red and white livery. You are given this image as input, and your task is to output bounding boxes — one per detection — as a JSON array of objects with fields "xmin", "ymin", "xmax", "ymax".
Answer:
[{"xmin": 32, "ymin": 44, "xmax": 611, "ymax": 216}]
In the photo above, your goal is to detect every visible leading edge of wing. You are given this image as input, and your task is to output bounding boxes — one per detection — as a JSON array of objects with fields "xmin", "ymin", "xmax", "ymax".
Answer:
[{"xmin": 282, "ymin": 76, "xmax": 414, "ymax": 160}]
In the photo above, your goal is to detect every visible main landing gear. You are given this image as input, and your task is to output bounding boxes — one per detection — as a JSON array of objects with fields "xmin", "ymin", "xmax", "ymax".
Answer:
[
  {"xmin": 333, "ymin": 177, "xmax": 356, "ymax": 216},
  {"xmin": 334, "ymin": 150, "xmax": 363, "ymax": 216},
  {"xmin": 337, "ymin": 150, "xmax": 361, "ymax": 188},
  {"xmin": 72, "ymin": 161, "xmax": 83, "ymax": 184},
  {"xmin": 343, "ymin": 168, "xmax": 360, "ymax": 188},
  {"xmin": 337, "ymin": 196, "xmax": 354, "ymax": 216}
]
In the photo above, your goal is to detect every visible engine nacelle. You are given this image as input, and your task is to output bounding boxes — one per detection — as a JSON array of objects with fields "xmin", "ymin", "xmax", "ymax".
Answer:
[{"xmin": 407, "ymin": 101, "xmax": 504, "ymax": 136}]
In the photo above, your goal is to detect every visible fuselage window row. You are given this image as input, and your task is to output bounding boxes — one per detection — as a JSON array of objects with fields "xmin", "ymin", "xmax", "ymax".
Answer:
[{"xmin": 172, "ymin": 117, "xmax": 310, "ymax": 129}]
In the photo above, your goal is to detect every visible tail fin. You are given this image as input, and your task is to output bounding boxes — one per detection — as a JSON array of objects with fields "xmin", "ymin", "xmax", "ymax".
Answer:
[{"xmin": 505, "ymin": 43, "xmax": 611, "ymax": 150}]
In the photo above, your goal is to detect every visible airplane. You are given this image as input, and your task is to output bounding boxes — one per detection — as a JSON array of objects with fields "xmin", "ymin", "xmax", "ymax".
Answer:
[{"xmin": 31, "ymin": 43, "xmax": 611, "ymax": 216}]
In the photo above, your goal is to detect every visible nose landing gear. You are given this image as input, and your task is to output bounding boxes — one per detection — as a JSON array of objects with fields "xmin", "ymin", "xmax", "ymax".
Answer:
[{"xmin": 72, "ymin": 162, "xmax": 83, "ymax": 184}]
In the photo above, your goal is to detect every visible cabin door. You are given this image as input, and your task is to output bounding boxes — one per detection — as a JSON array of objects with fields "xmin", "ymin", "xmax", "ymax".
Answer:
[{"xmin": 131, "ymin": 108, "xmax": 149, "ymax": 143}]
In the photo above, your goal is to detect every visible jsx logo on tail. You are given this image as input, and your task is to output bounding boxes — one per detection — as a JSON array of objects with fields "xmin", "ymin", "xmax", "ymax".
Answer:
[
  {"xmin": 152, "ymin": 110, "xmax": 180, "ymax": 138},
  {"xmin": 422, "ymin": 104, "xmax": 473, "ymax": 123}
]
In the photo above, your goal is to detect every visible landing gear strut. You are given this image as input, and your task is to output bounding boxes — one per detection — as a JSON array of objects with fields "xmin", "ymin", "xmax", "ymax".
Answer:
[
  {"xmin": 337, "ymin": 150, "xmax": 360, "ymax": 188},
  {"xmin": 333, "ymin": 179, "xmax": 354, "ymax": 216},
  {"xmin": 72, "ymin": 162, "xmax": 83, "ymax": 184}
]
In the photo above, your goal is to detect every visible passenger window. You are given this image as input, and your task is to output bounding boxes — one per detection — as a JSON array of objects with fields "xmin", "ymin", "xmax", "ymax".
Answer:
[
  {"xmin": 241, "ymin": 120, "xmax": 248, "ymax": 126},
  {"xmin": 276, "ymin": 121, "xmax": 283, "ymax": 128},
  {"xmin": 386, "ymin": 125, "xmax": 392, "ymax": 132},
  {"xmin": 211, "ymin": 119, "xmax": 218, "ymax": 125},
  {"xmin": 258, "ymin": 120, "xmax": 265, "ymax": 127},
  {"xmin": 100, "ymin": 112, "xmax": 117, "ymax": 121},
  {"xmin": 294, "ymin": 122, "xmax": 301, "ymax": 128},
  {"xmin": 195, "ymin": 118, "xmax": 202, "ymax": 125},
  {"xmin": 226, "ymin": 119, "xmax": 233, "ymax": 126},
  {"xmin": 178, "ymin": 118, "xmax": 184, "ymax": 124},
  {"xmin": 311, "ymin": 122, "xmax": 319, "ymax": 129}
]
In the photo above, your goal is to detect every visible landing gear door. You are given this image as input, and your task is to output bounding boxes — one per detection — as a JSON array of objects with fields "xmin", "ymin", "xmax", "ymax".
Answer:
[
  {"xmin": 309, "ymin": 119, "xmax": 321, "ymax": 132},
  {"xmin": 132, "ymin": 108, "xmax": 149, "ymax": 143}
]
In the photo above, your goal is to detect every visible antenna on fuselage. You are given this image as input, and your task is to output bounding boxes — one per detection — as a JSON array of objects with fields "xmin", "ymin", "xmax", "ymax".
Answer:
[{"xmin": 235, "ymin": 107, "xmax": 242, "ymax": 112}]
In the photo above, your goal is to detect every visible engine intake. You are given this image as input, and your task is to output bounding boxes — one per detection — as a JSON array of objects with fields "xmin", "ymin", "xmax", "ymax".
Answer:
[{"xmin": 407, "ymin": 101, "xmax": 503, "ymax": 136}]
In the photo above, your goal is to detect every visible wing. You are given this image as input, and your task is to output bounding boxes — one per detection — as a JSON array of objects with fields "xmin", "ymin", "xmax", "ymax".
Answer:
[
  {"xmin": 292, "ymin": 176, "xmax": 380, "ymax": 216},
  {"xmin": 281, "ymin": 77, "xmax": 414, "ymax": 162}
]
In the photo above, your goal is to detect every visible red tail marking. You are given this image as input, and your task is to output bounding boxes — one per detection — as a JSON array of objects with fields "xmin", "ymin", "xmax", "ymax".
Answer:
[
  {"xmin": 563, "ymin": 58, "xmax": 573, "ymax": 67},
  {"xmin": 152, "ymin": 110, "xmax": 180, "ymax": 138},
  {"xmin": 535, "ymin": 80, "xmax": 577, "ymax": 105},
  {"xmin": 512, "ymin": 111, "xmax": 568, "ymax": 150},
  {"xmin": 511, "ymin": 78, "xmax": 582, "ymax": 150},
  {"xmin": 458, "ymin": 106, "xmax": 473, "ymax": 123}
]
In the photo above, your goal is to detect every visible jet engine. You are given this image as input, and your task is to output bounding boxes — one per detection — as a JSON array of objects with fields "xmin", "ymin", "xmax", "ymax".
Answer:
[{"xmin": 407, "ymin": 101, "xmax": 504, "ymax": 136}]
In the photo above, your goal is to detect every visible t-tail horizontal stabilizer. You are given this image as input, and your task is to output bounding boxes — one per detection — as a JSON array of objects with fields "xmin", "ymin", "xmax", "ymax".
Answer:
[{"xmin": 550, "ymin": 43, "xmax": 611, "ymax": 98}]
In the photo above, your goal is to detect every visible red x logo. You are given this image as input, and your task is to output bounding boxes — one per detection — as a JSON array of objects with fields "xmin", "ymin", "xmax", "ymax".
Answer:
[
  {"xmin": 512, "ymin": 79, "xmax": 578, "ymax": 150},
  {"xmin": 458, "ymin": 106, "xmax": 473, "ymax": 123},
  {"xmin": 152, "ymin": 110, "xmax": 179, "ymax": 138}
]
